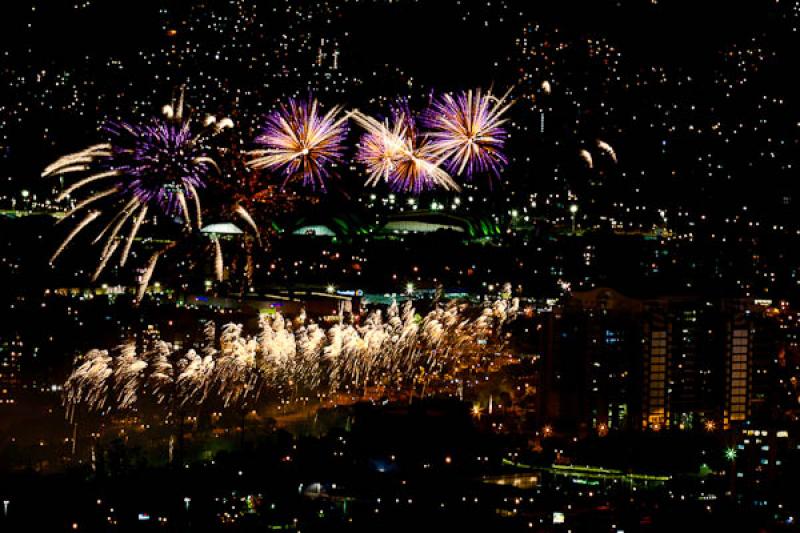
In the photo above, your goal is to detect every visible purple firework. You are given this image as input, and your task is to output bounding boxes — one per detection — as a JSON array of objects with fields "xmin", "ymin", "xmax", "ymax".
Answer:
[
  {"xmin": 105, "ymin": 119, "xmax": 212, "ymax": 215},
  {"xmin": 249, "ymin": 97, "xmax": 349, "ymax": 191},
  {"xmin": 422, "ymin": 88, "xmax": 513, "ymax": 179},
  {"xmin": 43, "ymin": 98, "xmax": 230, "ymax": 283},
  {"xmin": 353, "ymin": 101, "xmax": 459, "ymax": 194}
]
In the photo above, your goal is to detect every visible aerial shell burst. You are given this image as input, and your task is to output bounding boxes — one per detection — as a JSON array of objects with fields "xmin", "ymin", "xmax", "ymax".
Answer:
[
  {"xmin": 44, "ymin": 94, "xmax": 232, "ymax": 283},
  {"xmin": 422, "ymin": 87, "xmax": 513, "ymax": 180},
  {"xmin": 353, "ymin": 102, "xmax": 460, "ymax": 194},
  {"xmin": 104, "ymin": 120, "xmax": 212, "ymax": 218},
  {"xmin": 248, "ymin": 97, "xmax": 349, "ymax": 191}
]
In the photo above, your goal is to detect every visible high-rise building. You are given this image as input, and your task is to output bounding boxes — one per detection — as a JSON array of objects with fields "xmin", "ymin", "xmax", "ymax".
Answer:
[
  {"xmin": 540, "ymin": 288, "xmax": 642, "ymax": 434},
  {"xmin": 724, "ymin": 320, "xmax": 752, "ymax": 428},
  {"xmin": 536, "ymin": 288, "xmax": 780, "ymax": 434},
  {"xmin": 642, "ymin": 316, "xmax": 669, "ymax": 430}
]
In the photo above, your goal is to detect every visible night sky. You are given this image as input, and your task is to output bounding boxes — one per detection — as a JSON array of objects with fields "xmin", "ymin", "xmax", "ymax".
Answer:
[{"xmin": 2, "ymin": 1, "xmax": 796, "ymax": 220}]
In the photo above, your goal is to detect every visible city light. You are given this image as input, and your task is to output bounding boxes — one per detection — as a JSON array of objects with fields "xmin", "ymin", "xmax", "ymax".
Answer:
[
  {"xmin": 569, "ymin": 204, "xmax": 579, "ymax": 234},
  {"xmin": 0, "ymin": 1, "xmax": 797, "ymax": 531}
]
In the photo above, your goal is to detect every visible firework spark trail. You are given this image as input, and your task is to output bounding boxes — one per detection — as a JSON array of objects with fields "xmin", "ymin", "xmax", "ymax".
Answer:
[
  {"xmin": 98, "ymin": 201, "xmax": 140, "ymax": 256},
  {"xmin": 256, "ymin": 313, "xmax": 274, "ymax": 366},
  {"xmin": 177, "ymin": 349, "xmax": 216, "ymax": 407},
  {"xmin": 187, "ymin": 183, "xmax": 203, "ymax": 229},
  {"xmin": 345, "ymin": 325, "xmax": 369, "ymax": 388},
  {"xmin": 193, "ymin": 156, "xmax": 221, "ymax": 174},
  {"xmin": 249, "ymin": 97, "xmax": 349, "ymax": 191},
  {"xmin": 119, "ymin": 205, "xmax": 148, "ymax": 267},
  {"xmin": 64, "ymin": 349, "xmax": 113, "ymax": 421},
  {"xmin": 396, "ymin": 300, "xmax": 421, "ymax": 375},
  {"xmin": 57, "ymin": 187, "xmax": 119, "ymax": 224},
  {"xmin": 64, "ymin": 291, "xmax": 518, "ymax": 415},
  {"xmin": 92, "ymin": 239, "xmax": 120, "ymax": 282},
  {"xmin": 44, "ymin": 143, "xmax": 113, "ymax": 177},
  {"xmin": 596, "ymin": 139, "xmax": 618, "ymax": 163},
  {"xmin": 92, "ymin": 197, "xmax": 140, "ymax": 246},
  {"xmin": 358, "ymin": 310, "xmax": 390, "ymax": 386},
  {"xmin": 216, "ymin": 323, "xmax": 262, "ymax": 408},
  {"xmin": 423, "ymin": 88, "xmax": 513, "ymax": 179},
  {"xmin": 296, "ymin": 322, "xmax": 326, "ymax": 390},
  {"xmin": 213, "ymin": 237, "xmax": 224, "ymax": 282},
  {"xmin": 234, "ymin": 204, "xmax": 261, "ymax": 244},
  {"xmin": 579, "ymin": 148, "xmax": 594, "ymax": 168},
  {"xmin": 202, "ymin": 320, "xmax": 217, "ymax": 356},
  {"xmin": 176, "ymin": 190, "xmax": 192, "ymax": 229},
  {"xmin": 136, "ymin": 253, "xmax": 160, "ymax": 302},
  {"xmin": 50, "ymin": 210, "xmax": 101, "ymax": 264},
  {"xmin": 323, "ymin": 323, "xmax": 348, "ymax": 391},
  {"xmin": 148, "ymin": 341, "xmax": 176, "ymax": 404},
  {"xmin": 135, "ymin": 242, "xmax": 175, "ymax": 303},
  {"xmin": 265, "ymin": 313, "xmax": 297, "ymax": 369},
  {"xmin": 216, "ymin": 118, "xmax": 235, "ymax": 131},
  {"xmin": 114, "ymin": 343, "xmax": 148, "ymax": 410},
  {"xmin": 54, "ymin": 170, "xmax": 120, "ymax": 202},
  {"xmin": 176, "ymin": 323, "xmax": 218, "ymax": 407}
]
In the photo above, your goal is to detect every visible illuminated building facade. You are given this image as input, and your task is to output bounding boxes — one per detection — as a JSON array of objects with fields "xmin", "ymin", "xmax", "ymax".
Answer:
[{"xmin": 538, "ymin": 289, "xmax": 778, "ymax": 434}]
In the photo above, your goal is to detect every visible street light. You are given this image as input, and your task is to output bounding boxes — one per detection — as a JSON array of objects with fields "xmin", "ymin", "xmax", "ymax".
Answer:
[
  {"xmin": 569, "ymin": 204, "xmax": 579, "ymax": 234},
  {"xmin": 405, "ymin": 283, "xmax": 414, "ymax": 295},
  {"xmin": 725, "ymin": 447, "xmax": 737, "ymax": 461}
]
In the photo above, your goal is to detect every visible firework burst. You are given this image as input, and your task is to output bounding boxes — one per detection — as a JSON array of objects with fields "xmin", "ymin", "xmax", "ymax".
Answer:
[
  {"xmin": 423, "ymin": 88, "xmax": 513, "ymax": 179},
  {"xmin": 353, "ymin": 103, "xmax": 459, "ymax": 194},
  {"xmin": 249, "ymin": 97, "xmax": 349, "ymax": 191},
  {"xmin": 44, "ymin": 94, "xmax": 232, "ymax": 282}
]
